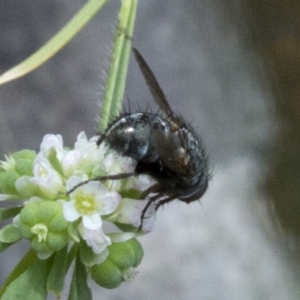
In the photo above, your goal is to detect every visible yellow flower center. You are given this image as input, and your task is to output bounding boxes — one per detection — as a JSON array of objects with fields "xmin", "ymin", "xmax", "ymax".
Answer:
[
  {"xmin": 75, "ymin": 191, "xmax": 97, "ymax": 215},
  {"xmin": 38, "ymin": 166, "xmax": 49, "ymax": 178}
]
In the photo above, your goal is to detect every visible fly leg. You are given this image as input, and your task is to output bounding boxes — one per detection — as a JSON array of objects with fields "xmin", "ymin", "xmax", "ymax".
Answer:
[
  {"xmin": 67, "ymin": 172, "xmax": 136, "ymax": 195},
  {"xmin": 138, "ymin": 192, "xmax": 164, "ymax": 231},
  {"xmin": 155, "ymin": 195, "xmax": 178, "ymax": 211}
]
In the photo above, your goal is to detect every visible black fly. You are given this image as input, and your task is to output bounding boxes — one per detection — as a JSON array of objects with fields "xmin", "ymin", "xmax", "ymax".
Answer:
[{"xmin": 70, "ymin": 48, "xmax": 210, "ymax": 228}]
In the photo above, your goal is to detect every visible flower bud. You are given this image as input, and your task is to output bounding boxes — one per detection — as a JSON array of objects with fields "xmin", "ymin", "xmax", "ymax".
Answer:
[
  {"xmin": 17, "ymin": 200, "xmax": 69, "ymax": 255},
  {"xmin": 91, "ymin": 258, "xmax": 123, "ymax": 289},
  {"xmin": 15, "ymin": 176, "xmax": 39, "ymax": 198},
  {"xmin": 91, "ymin": 238, "xmax": 143, "ymax": 289}
]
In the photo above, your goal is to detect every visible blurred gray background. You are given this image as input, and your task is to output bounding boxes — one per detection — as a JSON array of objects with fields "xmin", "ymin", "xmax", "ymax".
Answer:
[{"xmin": 1, "ymin": 1, "xmax": 300, "ymax": 299}]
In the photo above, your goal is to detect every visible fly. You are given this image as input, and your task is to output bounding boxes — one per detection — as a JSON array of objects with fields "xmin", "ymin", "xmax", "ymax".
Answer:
[{"xmin": 69, "ymin": 48, "xmax": 210, "ymax": 229}]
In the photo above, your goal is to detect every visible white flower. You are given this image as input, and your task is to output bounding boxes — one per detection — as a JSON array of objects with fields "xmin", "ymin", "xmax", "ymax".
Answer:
[
  {"xmin": 102, "ymin": 153, "xmax": 133, "ymax": 175},
  {"xmin": 40, "ymin": 134, "xmax": 65, "ymax": 161},
  {"xmin": 63, "ymin": 176, "xmax": 121, "ymax": 230},
  {"xmin": 74, "ymin": 132, "xmax": 107, "ymax": 163},
  {"xmin": 101, "ymin": 153, "xmax": 134, "ymax": 190},
  {"xmin": 109, "ymin": 198, "xmax": 156, "ymax": 233},
  {"xmin": 128, "ymin": 174, "xmax": 154, "ymax": 192},
  {"xmin": 60, "ymin": 132, "xmax": 108, "ymax": 178},
  {"xmin": 30, "ymin": 153, "xmax": 63, "ymax": 198},
  {"xmin": 78, "ymin": 222, "xmax": 111, "ymax": 254},
  {"xmin": 61, "ymin": 149, "xmax": 82, "ymax": 178}
]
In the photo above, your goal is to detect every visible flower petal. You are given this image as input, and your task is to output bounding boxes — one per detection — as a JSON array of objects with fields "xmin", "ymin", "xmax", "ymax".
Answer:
[
  {"xmin": 109, "ymin": 232, "xmax": 136, "ymax": 243},
  {"xmin": 78, "ymin": 223, "xmax": 111, "ymax": 254},
  {"xmin": 97, "ymin": 191, "xmax": 121, "ymax": 215},
  {"xmin": 82, "ymin": 213, "xmax": 102, "ymax": 230},
  {"xmin": 61, "ymin": 150, "xmax": 82, "ymax": 178},
  {"xmin": 62, "ymin": 200, "xmax": 80, "ymax": 222},
  {"xmin": 40, "ymin": 134, "xmax": 65, "ymax": 160}
]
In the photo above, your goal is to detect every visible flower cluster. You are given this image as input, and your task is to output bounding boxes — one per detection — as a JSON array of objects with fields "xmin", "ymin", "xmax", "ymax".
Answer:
[{"xmin": 0, "ymin": 132, "xmax": 156, "ymax": 289}]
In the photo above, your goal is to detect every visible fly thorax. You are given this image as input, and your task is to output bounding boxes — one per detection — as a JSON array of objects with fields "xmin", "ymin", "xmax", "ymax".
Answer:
[{"xmin": 105, "ymin": 113, "xmax": 151, "ymax": 160}]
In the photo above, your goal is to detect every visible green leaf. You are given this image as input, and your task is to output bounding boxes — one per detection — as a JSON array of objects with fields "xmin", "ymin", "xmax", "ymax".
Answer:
[
  {"xmin": 0, "ymin": 249, "xmax": 38, "ymax": 297},
  {"xmin": 46, "ymin": 246, "xmax": 68, "ymax": 297},
  {"xmin": 0, "ymin": 254, "xmax": 53, "ymax": 300},
  {"xmin": 66, "ymin": 243, "xmax": 79, "ymax": 272},
  {"xmin": 0, "ymin": 206, "xmax": 22, "ymax": 222},
  {"xmin": 0, "ymin": 241, "xmax": 14, "ymax": 253},
  {"xmin": 68, "ymin": 254, "xmax": 92, "ymax": 300},
  {"xmin": 100, "ymin": 0, "xmax": 138, "ymax": 131},
  {"xmin": 0, "ymin": 0, "xmax": 109, "ymax": 85},
  {"xmin": 0, "ymin": 224, "xmax": 22, "ymax": 243}
]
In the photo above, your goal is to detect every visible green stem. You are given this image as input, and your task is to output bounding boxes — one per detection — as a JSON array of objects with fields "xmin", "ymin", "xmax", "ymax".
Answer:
[
  {"xmin": 0, "ymin": 0, "xmax": 108, "ymax": 85},
  {"xmin": 99, "ymin": 0, "xmax": 138, "ymax": 132}
]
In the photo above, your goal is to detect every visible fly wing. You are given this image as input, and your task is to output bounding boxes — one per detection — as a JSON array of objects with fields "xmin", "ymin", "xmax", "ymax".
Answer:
[
  {"xmin": 152, "ymin": 129, "xmax": 190, "ymax": 175},
  {"xmin": 133, "ymin": 48, "xmax": 181, "ymax": 124}
]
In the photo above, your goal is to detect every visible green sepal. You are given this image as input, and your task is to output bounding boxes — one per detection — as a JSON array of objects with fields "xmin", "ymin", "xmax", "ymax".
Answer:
[
  {"xmin": 68, "ymin": 223, "xmax": 81, "ymax": 243},
  {"xmin": 68, "ymin": 254, "xmax": 92, "ymax": 300},
  {"xmin": 19, "ymin": 202, "xmax": 39, "ymax": 226},
  {"xmin": 15, "ymin": 175, "xmax": 39, "ymax": 198},
  {"xmin": 15, "ymin": 159, "xmax": 34, "ymax": 176},
  {"xmin": 46, "ymin": 246, "xmax": 68, "ymax": 297},
  {"xmin": 38, "ymin": 201, "xmax": 59, "ymax": 222},
  {"xmin": 47, "ymin": 232, "xmax": 69, "ymax": 251},
  {"xmin": 31, "ymin": 237, "xmax": 52, "ymax": 254},
  {"xmin": 108, "ymin": 238, "xmax": 143, "ymax": 269},
  {"xmin": 108, "ymin": 240, "xmax": 135, "ymax": 269},
  {"xmin": 114, "ymin": 222, "xmax": 139, "ymax": 233},
  {"xmin": 0, "ymin": 224, "xmax": 22, "ymax": 243},
  {"xmin": 126, "ymin": 238, "xmax": 143, "ymax": 267},
  {"xmin": 119, "ymin": 188, "xmax": 142, "ymax": 199},
  {"xmin": 48, "ymin": 210, "xmax": 69, "ymax": 232},
  {"xmin": 0, "ymin": 169, "xmax": 19, "ymax": 194},
  {"xmin": 47, "ymin": 148, "xmax": 64, "ymax": 176},
  {"xmin": 17, "ymin": 222, "xmax": 33, "ymax": 239},
  {"xmin": 12, "ymin": 149, "xmax": 36, "ymax": 161},
  {"xmin": 91, "ymin": 258, "xmax": 123, "ymax": 289}
]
